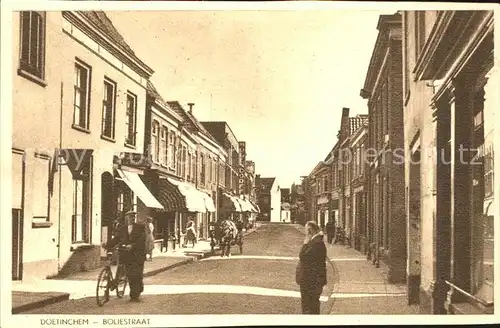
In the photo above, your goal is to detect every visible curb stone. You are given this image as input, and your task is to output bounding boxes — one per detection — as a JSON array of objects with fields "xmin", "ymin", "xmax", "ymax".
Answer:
[{"xmin": 12, "ymin": 292, "xmax": 70, "ymax": 314}]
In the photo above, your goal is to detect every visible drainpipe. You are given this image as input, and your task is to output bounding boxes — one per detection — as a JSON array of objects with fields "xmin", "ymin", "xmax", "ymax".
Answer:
[{"xmin": 57, "ymin": 82, "xmax": 63, "ymax": 271}]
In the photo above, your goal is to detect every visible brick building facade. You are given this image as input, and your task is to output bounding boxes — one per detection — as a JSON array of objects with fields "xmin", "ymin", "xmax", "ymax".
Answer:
[{"xmin": 360, "ymin": 13, "xmax": 406, "ymax": 283}]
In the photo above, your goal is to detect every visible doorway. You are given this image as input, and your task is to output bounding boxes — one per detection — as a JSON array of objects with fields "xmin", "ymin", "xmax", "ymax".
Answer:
[{"xmin": 100, "ymin": 172, "xmax": 115, "ymax": 257}]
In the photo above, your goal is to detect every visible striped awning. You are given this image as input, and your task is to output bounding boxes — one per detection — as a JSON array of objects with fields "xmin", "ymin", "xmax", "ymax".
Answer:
[
  {"xmin": 249, "ymin": 200, "xmax": 260, "ymax": 213},
  {"xmin": 221, "ymin": 192, "xmax": 242, "ymax": 212},
  {"xmin": 237, "ymin": 197, "xmax": 254, "ymax": 212},
  {"xmin": 203, "ymin": 192, "xmax": 216, "ymax": 213},
  {"xmin": 157, "ymin": 177, "xmax": 207, "ymax": 213},
  {"xmin": 116, "ymin": 169, "xmax": 163, "ymax": 209}
]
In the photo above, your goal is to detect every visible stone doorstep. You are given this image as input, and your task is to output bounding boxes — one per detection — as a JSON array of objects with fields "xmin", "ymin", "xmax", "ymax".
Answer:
[{"xmin": 12, "ymin": 291, "xmax": 70, "ymax": 314}]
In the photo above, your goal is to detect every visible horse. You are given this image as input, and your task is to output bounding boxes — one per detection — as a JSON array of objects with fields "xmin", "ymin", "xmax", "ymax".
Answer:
[{"xmin": 218, "ymin": 219, "xmax": 239, "ymax": 257}]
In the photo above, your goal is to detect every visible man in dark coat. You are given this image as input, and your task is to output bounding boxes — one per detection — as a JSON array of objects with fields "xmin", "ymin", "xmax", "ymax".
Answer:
[
  {"xmin": 296, "ymin": 221, "xmax": 327, "ymax": 314},
  {"xmin": 325, "ymin": 217, "xmax": 335, "ymax": 244},
  {"xmin": 104, "ymin": 210, "xmax": 146, "ymax": 302}
]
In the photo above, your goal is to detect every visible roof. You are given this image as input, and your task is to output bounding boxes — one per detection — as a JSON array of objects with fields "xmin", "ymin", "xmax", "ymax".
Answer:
[
  {"xmin": 256, "ymin": 177, "xmax": 276, "ymax": 193},
  {"xmin": 360, "ymin": 13, "xmax": 401, "ymax": 98},
  {"xmin": 201, "ymin": 121, "xmax": 239, "ymax": 145},
  {"xmin": 349, "ymin": 115, "xmax": 369, "ymax": 135},
  {"xmin": 165, "ymin": 101, "xmax": 218, "ymax": 144},
  {"xmin": 78, "ymin": 11, "xmax": 153, "ymax": 76}
]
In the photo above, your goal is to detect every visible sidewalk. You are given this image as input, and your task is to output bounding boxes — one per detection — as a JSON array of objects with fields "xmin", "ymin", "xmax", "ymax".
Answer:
[
  {"xmin": 11, "ymin": 240, "xmax": 215, "ymax": 314},
  {"xmin": 290, "ymin": 223, "xmax": 418, "ymax": 314},
  {"xmin": 326, "ymin": 242, "xmax": 420, "ymax": 314},
  {"xmin": 11, "ymin": 230, "xmax": 257, "ymax": 314}
]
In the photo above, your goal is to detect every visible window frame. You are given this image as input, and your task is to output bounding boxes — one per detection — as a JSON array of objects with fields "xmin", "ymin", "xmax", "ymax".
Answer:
[
  {"xmin": 73, "ymin": 59, "xmax": 92, "ymax": 132},
  {"xmin": 151, "ymin": 120, "xmax": 160, "ymax": 163},
  {"xmin": 101, "ymin": 77, "xmax": 117, "ymax": 140},
  {"xmin": 18, "ymin": 11, "xmax": 46, "ymax": 85},
  {"xmin": 160, "ymin": 126, "xmax": 168, "ymax": 166},
  {"xmin": 200, "ymin": 153, "xmax": 206, "ymax": 185},
  {"xmin": 125, "ymin": 91, "xmax": 138, "ymax": 147}
]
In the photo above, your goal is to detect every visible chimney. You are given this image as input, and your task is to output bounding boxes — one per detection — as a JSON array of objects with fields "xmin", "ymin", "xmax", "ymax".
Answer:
[
  {"xmin": 187, "ymin": 103, "xmax": 194, "ymax": 113},
  {"xmin": 342, "ymin": 107, "xmax": 350, "ymax": 117}
]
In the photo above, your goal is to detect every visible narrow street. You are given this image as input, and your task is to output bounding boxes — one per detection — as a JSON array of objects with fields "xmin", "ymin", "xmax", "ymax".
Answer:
[{"xmin": 25, "ymin": 223, "xmax": 338, "ymax": 315}]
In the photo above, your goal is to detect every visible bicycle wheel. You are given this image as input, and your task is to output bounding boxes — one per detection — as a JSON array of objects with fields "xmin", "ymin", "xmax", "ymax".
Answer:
[
  {"xmin": 96, "ymin": 267, "xmax": 111, "ymax": 306},
  {"xmin": 115, "ymin": 264, "xmax": 128, "ymax": 298}
]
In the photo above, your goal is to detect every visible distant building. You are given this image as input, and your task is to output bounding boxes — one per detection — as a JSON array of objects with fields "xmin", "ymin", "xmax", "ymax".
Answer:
[
  {"xmin": 280, "ymin": 188, "xmax": 291, "ymax": 223},
  {"xmin": 255, "ymin": 176, "xmax": 281, "ymax": 222}
]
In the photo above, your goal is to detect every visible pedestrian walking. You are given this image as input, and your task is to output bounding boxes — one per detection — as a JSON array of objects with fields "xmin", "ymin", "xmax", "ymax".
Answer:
[
  {"xmin": 325, "ymin": 217, "xmax": 335, "ymax": 244},
  {"xmin": 145, "ymin": 217, "xmax": 155, "ymax": 261},
  {"xmin": 295, "ymin": 220, "xmax": 327, "ymax": 314},
  {"xmin": 183, "ymin": 218, "xmax": 197, "ymax": 248},
  {"xmin": 103, "ymin": 211, "xmax": 147, "ymax": 302}
]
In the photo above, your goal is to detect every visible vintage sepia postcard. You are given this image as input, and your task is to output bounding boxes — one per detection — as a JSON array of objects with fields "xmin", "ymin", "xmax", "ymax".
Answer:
[{"xmin": 1, "ymin": 0, "xmax": 499, "ymax": 327}]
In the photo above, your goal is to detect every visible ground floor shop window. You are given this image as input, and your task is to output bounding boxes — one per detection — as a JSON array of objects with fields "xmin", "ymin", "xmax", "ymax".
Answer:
[
  {"xmin": 115, "ymin": 182, "xmax": 135, "ymax": 221},
  {"xmin": 471, "ymin": 65, "xmax": 495, "ymax": 304}
]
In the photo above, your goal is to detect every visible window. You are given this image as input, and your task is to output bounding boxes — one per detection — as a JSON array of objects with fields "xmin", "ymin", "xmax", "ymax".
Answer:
[
  {"xmin": 200, "ymin": 154, "xmax": 206, "ymax": 185},
  {"xmin": 191, "ymin": 154, "xmax": 196, "ymax": 182},
  {"xmin": 187, "ymin": 153, "xmax": 192, "ymax": 181},
  {"xmin": 19, "ymin": 11, "xmax": 45, "ymax": 81},
  {"xmin": 213, "ymin": 158, "xmax": 217, "ymax": 183},
  {"xmin": 414, "ymin": 11, "xmax": 426, "ymax": 60},
  {"xmin": 71, "ymin": 163, "xmax": 91, "ymax": 243},
  {"xmin": 101, "ymin": 78, "xmax": 116, "ymax": 139},
  {"xmin": 32, "ymin": 154, "xmax": 50, "ymax": 224},
  {"xmin": 151, "ymin": 120, "xmax": 160, "ymax": 163},
  {"xmin": 161, "ymin": 126, "xmax": 168, "ymax": 165},
  {"xmin": 182, "ymin": 146, "xmax": 187, "ymax": 179},
  {"xmin": 73, "ymin": 60, "xmax": 91, "ymax": 130},
  {"xmin": 116, "ymin": 186, "xmax": 135, "ymax": 217},
  {"xmin": 125, "ymin": 92, "xmax": 137, "ymax": 146},
  {"xmin": 168, "ymin": 134, "xmax": 175, "ymax": 168}
]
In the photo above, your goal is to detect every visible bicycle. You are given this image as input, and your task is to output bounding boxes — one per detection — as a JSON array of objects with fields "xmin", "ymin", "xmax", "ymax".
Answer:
[{"xmin": 96, "ymin": 244, "xmax": 128, "ymax": 306}]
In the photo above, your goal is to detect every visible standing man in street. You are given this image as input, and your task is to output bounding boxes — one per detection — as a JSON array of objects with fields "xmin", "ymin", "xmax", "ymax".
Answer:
[
  {"xmin": 325, "ymin": 216, "xmax": 335, "ymax": 244},
  {"xmin": 104, "ymin": 210, "xmax": 147, "ymax": 302},
  {"xmin": 295, "ymin": 221, "xmax": 327, "ymax": 314}
]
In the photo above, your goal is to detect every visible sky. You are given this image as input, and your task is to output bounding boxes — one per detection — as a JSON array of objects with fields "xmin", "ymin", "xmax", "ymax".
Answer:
[{"xmin": 106, "ymin": 9, "xmax": 391, "ymax": 188}]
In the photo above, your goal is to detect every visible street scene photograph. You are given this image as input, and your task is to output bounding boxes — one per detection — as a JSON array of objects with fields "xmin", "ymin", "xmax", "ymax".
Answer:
[{"xmin": 2, "ymin": 1, "xmax": 498, "ymax": 324}]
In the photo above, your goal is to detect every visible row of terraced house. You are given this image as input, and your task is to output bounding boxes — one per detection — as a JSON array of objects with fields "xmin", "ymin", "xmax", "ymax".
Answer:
[
  {"xmin": 302, "ymin": 11, "xmax": 497, "ymax": 315},
  {"xmin": 11, "ymin": 11, "xmax": 260, "ymax": 281}
]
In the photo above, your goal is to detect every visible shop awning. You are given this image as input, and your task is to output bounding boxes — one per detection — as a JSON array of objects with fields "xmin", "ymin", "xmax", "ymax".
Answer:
[
  {"xmin": 237, "ymin": 197, "xmax": 254, "ymax": 212},
  {"xmin": 221, "ymin": 192, "xmax": 242, "ymax": 212},
  {"xmin": 203, "ymin": 193, "xmax": 216, "ymax": 213},
  {"xmin": 116, "ymin": 169, "xmax": 163, "ymax": 209},
  {"xmin": 157, "ymin": 177, "xmax": 207, "ymax": 213},
  {"xmin": 250, "ymin": 201, "xmax": 260, "ymax": 213}
]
